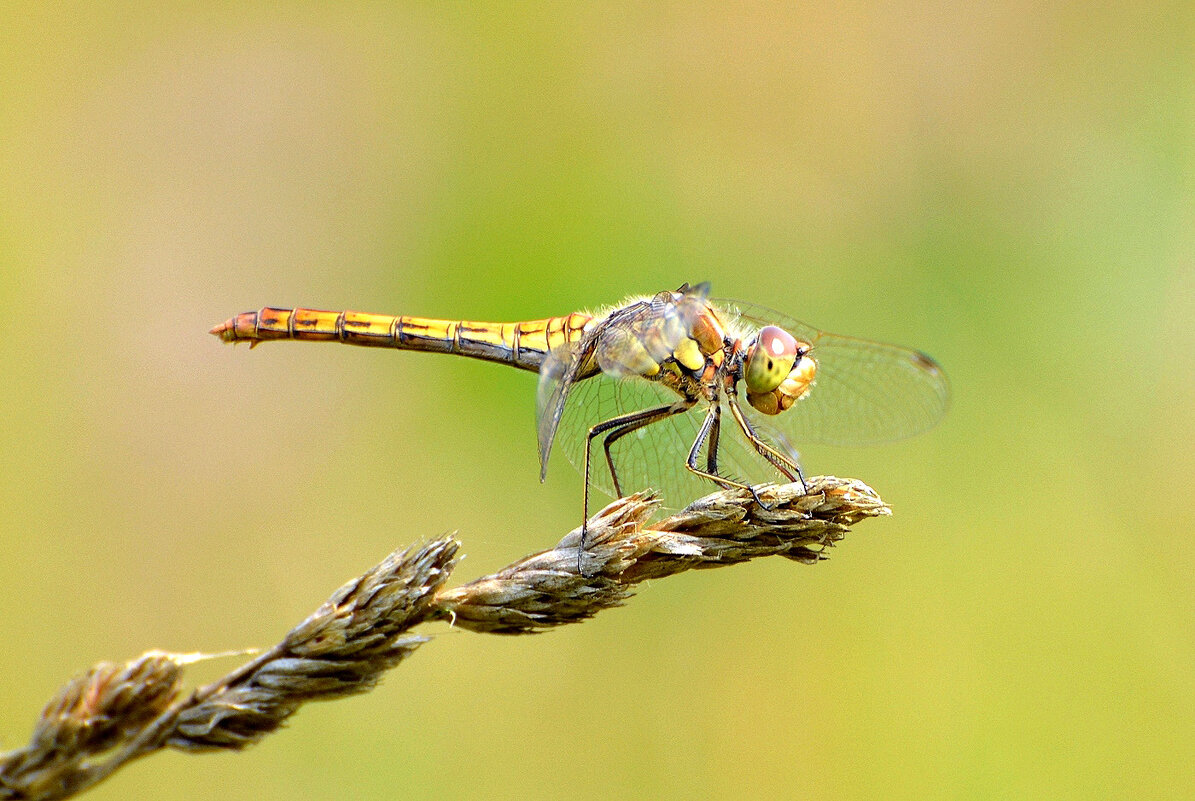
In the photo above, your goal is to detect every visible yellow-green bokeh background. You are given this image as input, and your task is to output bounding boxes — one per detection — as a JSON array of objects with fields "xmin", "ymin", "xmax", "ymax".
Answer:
[{"xmin": 2, "ymin": 4, "xmax": 1192, "ymax": 799}]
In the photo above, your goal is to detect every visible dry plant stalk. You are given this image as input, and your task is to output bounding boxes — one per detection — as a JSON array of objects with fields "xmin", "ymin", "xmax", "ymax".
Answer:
[{"xmin": 0, "ymin": 476, "xmax": 888, "ymax": 800}]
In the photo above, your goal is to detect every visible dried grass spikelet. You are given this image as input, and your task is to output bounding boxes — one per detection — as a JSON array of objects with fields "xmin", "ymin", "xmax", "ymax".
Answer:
[
  {"xmin": 0, "ymin": 476, "xmax": 888, "ymax": 800},
  {"xmin": 433, "ymin": 475, "xmax": 889, "ymax": 633},
  {"xmin": 1, "ymin": 653, "xmax": 184, "ymax": 800},
  {"xmin": 1, "ymin": 540, "xmax": 457, "ymax": 800}
]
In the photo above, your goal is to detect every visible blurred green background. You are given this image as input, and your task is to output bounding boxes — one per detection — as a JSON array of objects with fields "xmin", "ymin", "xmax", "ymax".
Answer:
[{"xmin": 1, "ymin": 3, "xmax": 1192, "ymax": 799}]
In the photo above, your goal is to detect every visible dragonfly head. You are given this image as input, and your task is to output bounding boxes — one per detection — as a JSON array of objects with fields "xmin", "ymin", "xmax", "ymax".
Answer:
[
  {"xmin": 745, "ymin": 326, "xmax": 800, "ymax": 393},
  {"xmin": 744, "ymin": 326, "xmax": 815, "ymax": 415}
]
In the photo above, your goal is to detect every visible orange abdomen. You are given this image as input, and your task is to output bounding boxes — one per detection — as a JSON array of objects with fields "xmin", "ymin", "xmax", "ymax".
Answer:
[{"xmin": 210, "ymin": 308, "xmax": 592, "ymax": 374}]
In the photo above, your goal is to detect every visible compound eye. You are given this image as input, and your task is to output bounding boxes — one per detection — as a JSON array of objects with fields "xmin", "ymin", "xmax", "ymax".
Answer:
[{"xmin": 745, "ymin": 326, "xmax": 798, "ymax": 394}]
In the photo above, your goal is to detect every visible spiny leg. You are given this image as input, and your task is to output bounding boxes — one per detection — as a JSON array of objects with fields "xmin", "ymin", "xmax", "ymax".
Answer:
[
  {"xmin": 684, "ymin": 404, "xmax": 753, "ymax": 492},
  {"xmin": 694, "ymin": 402, "xmax": 777, "ymax": 506},
  {"xmin": 706, "ymin": 401, "xmax": 722, "ymax": 475},
  {"xmin": 726, "ymin": 394, "xmax": 806, "ymax": 497},
  {"xmin": 578, "ymin": 399, "xmax": 694, "ymax": 576},
  {"xmin": 600, "ymin": 402, "xmax": 694, "ymax": 496}
]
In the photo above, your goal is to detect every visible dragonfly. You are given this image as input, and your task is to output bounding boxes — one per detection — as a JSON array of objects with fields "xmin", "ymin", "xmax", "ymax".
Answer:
[{"xmin": 211, "ymin": 282, "xmax": 948, "ymax": 571}]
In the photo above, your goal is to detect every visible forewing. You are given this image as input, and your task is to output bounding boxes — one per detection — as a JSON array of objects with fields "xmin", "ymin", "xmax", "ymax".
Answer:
[{"xmin": 723, "ymin": 300, "xmax": 950, "ymax": 445}]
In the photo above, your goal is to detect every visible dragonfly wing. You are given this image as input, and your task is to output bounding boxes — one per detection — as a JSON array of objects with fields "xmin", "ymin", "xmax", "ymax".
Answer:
[
  {"xmin": 723, "ymin": 300, "xmax": 950, "ymax": 445},
  {"xmin": 536, "ymin": 337, "xmax": 595, "ymax": 481}
]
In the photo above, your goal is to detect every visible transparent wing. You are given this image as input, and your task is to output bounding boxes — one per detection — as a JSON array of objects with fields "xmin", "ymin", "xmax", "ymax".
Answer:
[
  {"xmin": 536, "ymin": 285, "xmax": 709, "ymax": 481},
  {"xmin": 536, "ymin": 341, "xmax": 581, "ymax": 481},
  {"xmin": 722, "ymin": 299, "xmax": 950, "ymax": 446},
  {"xmin": 547, "ymin": 370, "xmax": 798, "ymax": 506}
]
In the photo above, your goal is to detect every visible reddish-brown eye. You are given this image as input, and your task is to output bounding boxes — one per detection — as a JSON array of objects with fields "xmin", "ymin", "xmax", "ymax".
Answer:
[{"xmin": 745, "ymin": 326, "xmax": 798, "ymax": 394}]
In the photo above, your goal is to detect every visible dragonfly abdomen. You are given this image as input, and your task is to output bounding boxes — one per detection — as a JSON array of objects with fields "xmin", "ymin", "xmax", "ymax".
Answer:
[{"xmin": 211, "ymin": 307, "xmax": 592, "ymax": 373}]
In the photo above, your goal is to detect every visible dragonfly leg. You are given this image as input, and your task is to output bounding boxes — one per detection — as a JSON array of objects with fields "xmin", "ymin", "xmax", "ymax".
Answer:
[
  {"xmin": 726, "ymin": 394, "xmax": 807, "ymax": 495},
  {"xmin": 699, "ymin": 405, "xmax": 785, "ymax": 507},
  {"xmin": 706, "ymin": 402, "xmax": 721, "ymax": 475},
  {"xmin": 578, "ymin": 399, "xmax": 694, "ymax": 576},
  {"xmin": 693, "ymin": 402, "xmax": 757, "ymax": 496},
  {"xmin": 684, "ymin": 405, "xmax": 753, "ymax": 492},
  {"xmin": 597, "ymin": 402, "xmax": 693, "ymax": 496}
]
